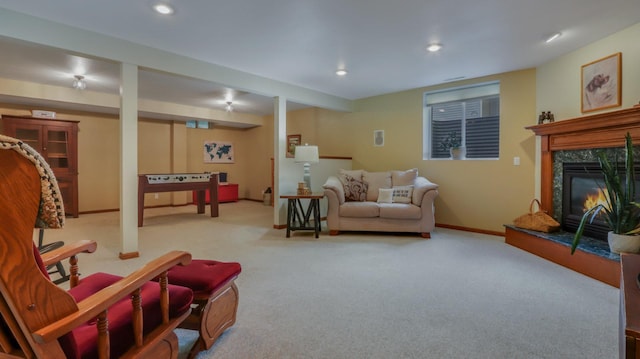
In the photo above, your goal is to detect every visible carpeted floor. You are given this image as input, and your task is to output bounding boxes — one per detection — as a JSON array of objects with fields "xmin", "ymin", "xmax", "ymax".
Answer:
[{"xmin": 43, "ymin": 201, "xmax": 618, "ymax": 359}]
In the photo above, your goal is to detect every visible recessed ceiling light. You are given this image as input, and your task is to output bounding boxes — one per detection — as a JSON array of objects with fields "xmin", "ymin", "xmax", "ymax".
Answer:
[
  {"xmin": 545, "ymin": 32, "xmax": 561, "ymax": 43},
  {"xmin": 336, "ymin": 69, "xmax": 348, "ymax": 76},
  {"xmin": 426, "ymin": 43, "xmax": 442, "ymax": 52},
  {"xmin": 153, "ymin": 3, "xmax": 175, "ymax": 15}
]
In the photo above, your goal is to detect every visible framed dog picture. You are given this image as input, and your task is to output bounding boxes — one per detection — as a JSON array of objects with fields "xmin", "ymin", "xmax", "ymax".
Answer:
[
  {"xmin": 286, "ymin": 134, "xmax": 301, "ymax": 158},
  {"xmin": 581, "ymin": 52, "xmax": 621, "ymax": 113}
]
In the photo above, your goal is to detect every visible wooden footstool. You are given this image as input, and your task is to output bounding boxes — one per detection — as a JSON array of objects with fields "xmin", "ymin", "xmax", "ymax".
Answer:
[{"xmin": 166, "ymin": 259, "xmax": 241, "ymax": 358}]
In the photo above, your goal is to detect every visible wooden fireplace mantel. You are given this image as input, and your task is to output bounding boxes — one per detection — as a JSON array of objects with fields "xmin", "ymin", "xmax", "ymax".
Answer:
[{"xmin": 526, "ymin": 106, "xmax": 640, "ymax": 215}]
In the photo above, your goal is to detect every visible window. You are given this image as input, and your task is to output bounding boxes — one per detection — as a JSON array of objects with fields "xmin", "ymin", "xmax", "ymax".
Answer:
[
  {"xmin": 423, "ymin": 82, "xmax": 500, "ymax": 160},
  {"xmin": 186, "ymin": 120, "xmax": 211, "ymax": 129}
]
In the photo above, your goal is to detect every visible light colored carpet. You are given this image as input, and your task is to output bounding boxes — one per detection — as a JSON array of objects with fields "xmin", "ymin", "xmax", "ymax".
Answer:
[{"xmin": 43, "ymin": 201, "xmax": 618, "ymax": 359}]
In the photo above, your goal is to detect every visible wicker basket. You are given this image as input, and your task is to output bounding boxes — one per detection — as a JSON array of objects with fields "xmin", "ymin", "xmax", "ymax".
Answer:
[{"xmin": 513, "ymin": 199, "xmax": 560, "ymax": 233}]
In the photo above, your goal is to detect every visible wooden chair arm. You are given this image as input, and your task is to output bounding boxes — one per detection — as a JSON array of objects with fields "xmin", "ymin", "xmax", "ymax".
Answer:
[
  {"xmin": 39, "ymin": 240, "xmax": 98, "ymax": 267},
  {"xmin": 32, "ymin": 250, "xmax": 192, "ymax": 343}
]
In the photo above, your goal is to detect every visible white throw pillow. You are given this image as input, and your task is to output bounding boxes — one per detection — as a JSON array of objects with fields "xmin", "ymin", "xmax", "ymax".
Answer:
[
  {"xmin": 377, "ymin": 188, "xmax": 393, "ymax": 203},
  {"xmin": 363, "ymin": 171, "xmax": 392, "ymax": 202},
  {"xmin": 392, "ymin": 186, "xmax": 414, "ymax": 204}
]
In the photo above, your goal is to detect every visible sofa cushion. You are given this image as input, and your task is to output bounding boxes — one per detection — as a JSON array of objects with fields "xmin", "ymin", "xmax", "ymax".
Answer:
[
  {"xmin": 339, "ymin": 201, "xmax": 380, "ymax": 218},
  {"xmin": 377, "ymin": 188, "xmax": 393, "ymax": 203},
  {"xmin": 392, "ymin": 186, "xmax": 414, "ymax": 204},
  {"xmin": 391, "ymin": 168, "xmax": 418, "ymax": 187},
  {"xmin": 343, "ymin": 175, "xmax": 368, "ymax": 202},
  {"xmin": 363, "ymin": 171, "xmax": 391, "ymax": 202},
  {"xmin": 379, "ymin": 203, "xmax": 422, "ymax": 219},
  {"xmin": 339, "ymin": 169, "xmax": 363, "ymax": 182}
]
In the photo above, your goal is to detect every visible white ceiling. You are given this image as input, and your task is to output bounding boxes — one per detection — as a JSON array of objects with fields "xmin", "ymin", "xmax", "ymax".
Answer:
[{"xmin": 0, "ymin": 1, "xmax": 638, "ymax": 118}]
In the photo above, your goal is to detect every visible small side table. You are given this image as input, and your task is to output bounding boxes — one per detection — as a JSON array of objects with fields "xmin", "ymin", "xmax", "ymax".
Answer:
[{"xmin": 280, "ymin": 193, "xmax": 324, "ymax": 238}]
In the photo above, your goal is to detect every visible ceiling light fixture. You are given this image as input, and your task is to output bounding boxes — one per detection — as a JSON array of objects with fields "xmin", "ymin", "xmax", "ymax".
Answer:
[
  {"xmin": 426, "ymin": 43, "xmax": 443, "ymax": 52},
  {"xmin": 545, "ymin": 32, "xmax": 561, "ymax": 43},
  {"xmin": 336, "ymin": 69, "xmax": 348, "ymax": 76},
  {"xmin": 72, "ymin": 75, "xmax": 86, "ymax": 90},
  {"xmin": 153, "ymin": 3, "xmax": 175, "ymax": 15},
  {"xmin": 226, "ymin": 101, "xmax": 233, "ymax": 112}
]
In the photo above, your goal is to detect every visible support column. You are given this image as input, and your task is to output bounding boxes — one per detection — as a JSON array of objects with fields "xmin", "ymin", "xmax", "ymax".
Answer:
[
  {"xmin": 170, "ymin": 121, "xmax": 188, "ymax": 205},
  {"xmin": 119, "ymin": 63, "xmax": 139, "ymax": 259},
  {"xmin": 273, "ymin": 96, "xmax": 287, "ymax": 227}
]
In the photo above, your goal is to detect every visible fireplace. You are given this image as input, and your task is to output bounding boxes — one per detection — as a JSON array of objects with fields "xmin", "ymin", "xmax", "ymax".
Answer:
[
  {"xmin": 505, "ymin": 107, "xmax": 640, "ymax": 288},
  {"xmin": 562, "ymin": 162, "xmax": 610, "ymax": 240},
  {"xmin": 562, "ymin": 161, "xmax": 640, "ymax": 241}
]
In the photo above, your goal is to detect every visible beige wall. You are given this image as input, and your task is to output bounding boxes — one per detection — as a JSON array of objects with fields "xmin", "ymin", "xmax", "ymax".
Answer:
[
  {"xmin": 310, "ymin": 69, "xmax": 537, "ymax": 233},
  {"xmin": 185, "ymin": 124, "xmax": 274, "ymax": 201},
  {"xmin": 0, "ymin": 71, "xmax": 539, "ymax": 233},
  {"xmin": 1, "ymin": 22, "xmax": 637, "ymax": 232},
  {"xmin": 537, "ymin": 22, "xmax": 640, "ymax": 118},
  {"xmin": 0, "ymin": 105, "xmax": 275, "ymax": 212}
]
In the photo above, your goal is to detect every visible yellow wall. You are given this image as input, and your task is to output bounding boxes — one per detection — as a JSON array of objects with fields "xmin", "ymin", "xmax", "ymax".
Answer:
[
  {"xmin": 308, "ymin": 69, "xmax": 537, "ymax": 233},
  {"xmin": 1, "ymin": 22, "xmax": 637, "ymax": 233},
  {"xmin": 537, "ymin": 22, "xmax": 640, "ymax": 118},
  {"xmin": 185, "ymin": 124, "xmax": 275, "ymax": 201},
  {"xmin": 0, "ymin": 105, "xmax": 275, "ymax": 211}
]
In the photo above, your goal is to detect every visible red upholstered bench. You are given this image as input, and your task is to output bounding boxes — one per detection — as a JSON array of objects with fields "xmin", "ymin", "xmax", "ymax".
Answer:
[{"xmin": 166, "ymin": 259, "xmax": 241, "ymax": 358}]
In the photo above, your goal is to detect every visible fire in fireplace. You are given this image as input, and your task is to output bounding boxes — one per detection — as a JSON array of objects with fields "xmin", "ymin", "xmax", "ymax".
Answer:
[{"xmin": 562, "ymin": 162, "xmax": 640, "ymax": 241}]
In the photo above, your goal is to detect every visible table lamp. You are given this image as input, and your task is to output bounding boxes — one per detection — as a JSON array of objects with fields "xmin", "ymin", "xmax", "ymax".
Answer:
[{"xmin": 294, "ymin": 144, "xmax": 319, "ymax": 190}]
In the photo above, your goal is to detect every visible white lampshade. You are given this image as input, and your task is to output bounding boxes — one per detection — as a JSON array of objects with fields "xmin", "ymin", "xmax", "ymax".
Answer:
[
  {"xmin": 294, "ymin": 145, "xmax": 319, "ymax": 164},
  {"xmin": 294, "ymin": 145, "xmax": 319, "ymax": 190}
]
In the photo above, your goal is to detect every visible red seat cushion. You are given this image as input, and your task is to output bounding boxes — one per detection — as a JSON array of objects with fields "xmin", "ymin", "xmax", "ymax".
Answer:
[
  {"xmin": 32, "ymin": 243, "xmax": 51, "ymax": 280},
  {"xmin": 60, "ymin": 272, "xmax": 193, "ymax": 359},
  {"xmin": 166, "ymin": 260, "xmax": 241, "ymax": 296}
]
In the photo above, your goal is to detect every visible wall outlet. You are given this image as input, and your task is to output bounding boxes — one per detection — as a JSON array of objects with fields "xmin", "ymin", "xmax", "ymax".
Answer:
[
  {"xmin": 154, "ymin": 193, "xmax": 159, "ymax": 199},
  {"xmin": 513, "ymin": 156, "xmax": 520, "ymax": 166}
]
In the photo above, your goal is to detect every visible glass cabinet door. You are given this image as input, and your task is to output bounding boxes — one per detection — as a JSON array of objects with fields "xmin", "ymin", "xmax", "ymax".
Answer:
[
  {"xmin": 45, "ymin": 129, "xmax": 69, "ymax": 169},
  {"xmin": 15, "ymin": 128, "xmax": 41, "ymax": 151}
]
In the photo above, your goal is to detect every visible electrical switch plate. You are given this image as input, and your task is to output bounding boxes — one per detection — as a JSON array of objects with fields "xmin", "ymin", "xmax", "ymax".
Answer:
[{"xmin": 513, "ymin": 157, "xmax": 520, "ymax": 166}]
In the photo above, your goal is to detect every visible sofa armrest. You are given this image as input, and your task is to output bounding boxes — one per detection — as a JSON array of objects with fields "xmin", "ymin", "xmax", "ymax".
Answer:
[
  {"xmin": 322, "ymin": 176, "xmax": 345, "ymax": 204},
  {"xmin": 412, "ymin": 177, "xmax": 439, "ymax": 207}
]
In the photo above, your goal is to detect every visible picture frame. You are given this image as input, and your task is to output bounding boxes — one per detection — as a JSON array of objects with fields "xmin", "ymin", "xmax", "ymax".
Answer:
[
  {"xmin": 204, "ymin": 141, "xmax": 234, "ymax": 163},
  {"xmin": 286, "ymin": 134, "xmax": 301, "ymax": 158},
  {"xmin": 373, "ymin": 130, "xmax": 384, "ymax": 147},
  {"xmin": 581, "ymin": 52, "xmax": 621, "ymax": 113}
]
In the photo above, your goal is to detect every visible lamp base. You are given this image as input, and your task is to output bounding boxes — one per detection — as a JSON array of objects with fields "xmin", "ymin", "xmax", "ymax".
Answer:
[{"xmin": 303, "ymin": 163, "xmax": 311, "ymax": 190}]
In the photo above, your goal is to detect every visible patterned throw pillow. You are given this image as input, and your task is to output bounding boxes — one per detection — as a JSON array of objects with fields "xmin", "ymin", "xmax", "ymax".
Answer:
[
  {"xmin": 342, "ymin": 174, "xmax": 368, "ymax": 202},
  {"xmin": 392, "ymin": 186, "xmax": 414, "ymax": 204}
]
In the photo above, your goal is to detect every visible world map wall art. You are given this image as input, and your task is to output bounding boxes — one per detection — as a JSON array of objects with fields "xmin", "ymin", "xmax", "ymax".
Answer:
[{"xmin": 204, "ymin": 141, "xmax": 234, "ymax": 163}]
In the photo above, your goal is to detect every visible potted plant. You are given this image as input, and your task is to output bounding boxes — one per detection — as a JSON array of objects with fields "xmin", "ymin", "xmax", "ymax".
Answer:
[
  {"xmin": 571, "ymin": 132, "xmax": 640, "ymax": 254},
  {"xmin": 440, "ymin": 131, "xmax": 464, "ymax": 159}
]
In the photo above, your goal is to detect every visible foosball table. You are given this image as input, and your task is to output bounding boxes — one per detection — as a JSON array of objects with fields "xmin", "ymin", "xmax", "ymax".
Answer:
[{"xmin": 138, "ymin": 173, "xmax": 219, "ymax": 227}]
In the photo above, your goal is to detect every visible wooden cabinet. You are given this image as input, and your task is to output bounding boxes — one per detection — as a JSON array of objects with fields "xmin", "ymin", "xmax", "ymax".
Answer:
[
  {"xmin": 621, "ymin": 253, "xmax": 640, "ymax": 358},
  {"xmin": 1, "ymin": 116, "xmax": 79, "ymax": 217}
]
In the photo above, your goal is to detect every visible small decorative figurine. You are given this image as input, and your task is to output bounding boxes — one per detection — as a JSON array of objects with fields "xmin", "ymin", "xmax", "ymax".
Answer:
[{"xmin": 538, "ymin": 111, "xmax": 555, "ymax": 124}]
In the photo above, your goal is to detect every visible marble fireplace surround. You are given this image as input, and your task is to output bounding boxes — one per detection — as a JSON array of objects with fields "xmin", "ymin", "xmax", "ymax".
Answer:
[{"xmin": 505, "ymin": 106, "xmax": 640, "ymax": 287}]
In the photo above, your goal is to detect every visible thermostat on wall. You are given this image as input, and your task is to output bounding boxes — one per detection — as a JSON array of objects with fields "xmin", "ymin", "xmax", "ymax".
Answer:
[{"xmin": 31, "ymin": 110, "xmax": 56, "ymax": 119}]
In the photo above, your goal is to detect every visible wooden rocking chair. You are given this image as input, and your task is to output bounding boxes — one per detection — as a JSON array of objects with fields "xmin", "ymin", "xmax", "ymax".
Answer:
[{"xmin": 0, "ymin": 144, "xmax": 194, "ymax": 358}]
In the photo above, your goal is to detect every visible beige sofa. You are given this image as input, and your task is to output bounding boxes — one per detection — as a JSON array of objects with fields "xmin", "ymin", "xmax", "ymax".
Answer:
[{"xmin": 322, "ymin": 169, "xmax": 439, "ymax": 238}]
